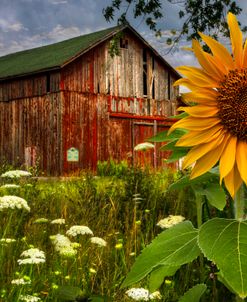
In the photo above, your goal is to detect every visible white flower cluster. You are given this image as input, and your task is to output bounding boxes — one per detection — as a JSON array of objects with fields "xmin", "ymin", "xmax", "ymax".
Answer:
[
  {"xmin": 19, "ymin": 295, "xmax": 41, "ymax": 302},
  {"xmin": 90, "ymin": 237, "xmax": 107, "ymax": 247},
  {"xmin": 50, "ymin": 234, "xmax": 78, "ymax": 257},
  {"xmin": 157, "ymin": 215, "xmax": 185, "ymax": 229},
  {"xmin": 33, "ymin": 218, "xmax": 49, "ymax": 224},
  {"xmin": 66, "ymin": 225, "xmax": 93, "ymax": 237},
  {"xmin": 11, "ymin": 278, "xmax": 31, "ymax": 285},
  {"xmin": 126, "ymin": 288, "xmax": 161, "ymax": 301},
  {"xmin": 0, "ymin": 195, "xmax": 30, "ymax": 212},
  {"xmin": 0, "ymin": 184, "xmax": 20, "ymax": 189},
  {"xmin": 51, "ymin": 218, "xmax": 65, "ymax": 225},
  {"xmin": 0, "ymin": 238, "xmax": 16, "ymax": 244},
  {"xmin": 1, "ymin": 170, "xmax": 32, "ymax": 178},
  {"xmin": 17, "ymin": 248, "xmax": 46, "ymax": 265}
]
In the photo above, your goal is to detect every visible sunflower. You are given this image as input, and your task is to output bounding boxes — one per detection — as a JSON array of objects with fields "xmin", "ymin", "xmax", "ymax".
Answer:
[{"xmin": 169, "ymin": 12, "xmax": 247, "ymax": 197}]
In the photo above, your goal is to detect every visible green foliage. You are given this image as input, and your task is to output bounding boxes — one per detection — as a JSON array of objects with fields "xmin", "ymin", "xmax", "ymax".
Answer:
[
  {"xmin": 149, "ymin": 265, "xmax": 179, "ymax": 292},
  {"xmin": 103, "ymin": 0, "xmax": 242, "ymax": 45},
  {"xmin": 198, "ymin": 218, "xmax": 247, "ymax": 298},
  {"xmin": 178, "ymin": 284, "xmax": 207, "ymax": 302},
  {"xmin": 122, "ymin": 221, "xmax": 200, "ymax": 288}
]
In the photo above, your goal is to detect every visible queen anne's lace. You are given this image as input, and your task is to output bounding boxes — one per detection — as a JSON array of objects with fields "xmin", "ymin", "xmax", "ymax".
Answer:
[
  {"xmin": 17, "ymin": 248, "xmax": 46, "ymax": 265},
  {"xmin": 90, "ymin": 237, "xmax": 107, "ymax": 247},
  {"xmin": 1, "ymin": 170, "xmax": 32, "ymax": 178},
  {"xmin": 19, "ymin": 295, "xmax": 41, "ymax": 302},
  {"xmin": 50, "ymin": 234, "xmax": 78, "ymax": 257},
  {"xmin": 0, "ymin": 195, "xmax": 30, "ymax": 211},
  {"xmin": 66, "ymin": 225, "xmax": 93, "ymax": 237},
  {"xmin": 157, "ymin": 215, "xmax": 185, "ymax": 229}
]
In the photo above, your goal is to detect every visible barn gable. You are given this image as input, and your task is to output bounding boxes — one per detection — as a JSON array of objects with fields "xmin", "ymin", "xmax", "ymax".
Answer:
[{"xmin": 0, "ymin": 25, "xmax": 180, "ymax": 175}]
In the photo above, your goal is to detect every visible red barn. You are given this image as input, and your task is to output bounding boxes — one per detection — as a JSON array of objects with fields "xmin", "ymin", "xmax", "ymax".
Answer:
[{"xmin": 0, "ymin": 24, "xmax": 180, "ymax": 175}]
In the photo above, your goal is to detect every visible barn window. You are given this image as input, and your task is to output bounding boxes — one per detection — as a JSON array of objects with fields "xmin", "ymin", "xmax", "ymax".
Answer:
[
  {"xmin": 120, "ymin": 38, "xmax": 128, "ymax": 49},
  {"xmin": 143, "ymin": 49, "xmax": 147, "ymax": 97},
  {"xmin": 46, "ymin": 73, "xmax": 50, "ymax": 93}
]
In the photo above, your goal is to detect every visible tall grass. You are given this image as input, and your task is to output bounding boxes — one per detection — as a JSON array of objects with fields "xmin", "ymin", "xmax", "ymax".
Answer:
[{"xmin": 0, "ymin": 162, "xmax": 228, "ymax": 301}]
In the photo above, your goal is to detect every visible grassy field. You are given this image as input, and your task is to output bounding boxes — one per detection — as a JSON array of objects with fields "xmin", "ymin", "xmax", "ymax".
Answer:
[{"xmin": 0, "ymin": 162, "xmax": 234, "ymax": 301}]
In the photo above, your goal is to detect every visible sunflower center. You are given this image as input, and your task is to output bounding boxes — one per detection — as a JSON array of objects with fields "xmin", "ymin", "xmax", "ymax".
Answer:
[{"xmin": 217, "ymin": 69, "xmax": 247, "ymax": 141}]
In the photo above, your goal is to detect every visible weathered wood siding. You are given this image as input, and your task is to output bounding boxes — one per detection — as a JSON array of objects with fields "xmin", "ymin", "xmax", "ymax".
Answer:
[
  {"xmin": 0, "ymin": 93, "xmax": 62, "ymax": 175},
  {"xmin": 61, "ymin": 29, "xmax": 179, "ymax": 103}
]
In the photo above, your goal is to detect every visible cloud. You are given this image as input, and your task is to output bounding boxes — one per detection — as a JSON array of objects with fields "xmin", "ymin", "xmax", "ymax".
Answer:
[{"xmin": 0, "ymin": 19, "xmax": 25, "ymax": 32}]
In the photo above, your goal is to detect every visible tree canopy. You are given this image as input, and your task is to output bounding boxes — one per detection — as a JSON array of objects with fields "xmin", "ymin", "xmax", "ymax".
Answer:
[{"xmin": 103, "ymin": 0, "xmax": 243, "ymax": 47}]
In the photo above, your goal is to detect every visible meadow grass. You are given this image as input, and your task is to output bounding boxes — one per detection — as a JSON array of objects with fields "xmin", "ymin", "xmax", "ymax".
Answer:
[{"xmin": 0, "ymin": 163, "xmax": 215, "ymax": 301}]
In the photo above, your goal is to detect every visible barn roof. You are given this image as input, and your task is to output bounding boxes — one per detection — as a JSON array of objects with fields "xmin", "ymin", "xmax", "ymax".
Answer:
[{"xmin": 0, "ymin": 24, "xmax": 180, "ymax": 80}]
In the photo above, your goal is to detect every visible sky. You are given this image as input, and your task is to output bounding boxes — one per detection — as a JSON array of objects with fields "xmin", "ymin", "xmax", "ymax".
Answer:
[{"xmin": 0, "ymin": 0, "xmax": 247, "ymax": 70}]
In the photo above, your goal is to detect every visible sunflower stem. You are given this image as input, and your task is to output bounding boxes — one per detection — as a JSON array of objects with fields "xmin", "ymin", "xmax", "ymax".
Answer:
[{"xmin": 234, "ymin": 185, "xmax": 246, "ymax": 221}]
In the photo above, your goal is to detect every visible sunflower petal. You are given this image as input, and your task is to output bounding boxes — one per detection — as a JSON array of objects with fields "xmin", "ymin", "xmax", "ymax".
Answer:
[
  {"xmin": 168, "ymin": 117, "xmax": 220, "ymax": 134},
  {"xmin": 224, "ymin": 164, "xmax": 243, "ymax": 198},
  {"xmin": 192, "ymin": 39, "xmax": 225, "ymax": 80},
  {"xmin": 182, "ymin": 130, "xmax": 225, "ymax": 168},
  {"xmin": 178, "ymin": 105, "xmax": 218, "ymax": 118},
  {"xmin": 176, "ymin": 66, "xmax": 219, "ymax": 88},
  {"xmin": 190, "ymin": 135, "xmax": 230, "ymax": 179},
  {"xmin": 219, "ymin": 136, "xmax": 237, "ymax": 183},
  {"xmin": 243, "ymin": 39, "xmax": 247, "ymax": 68},
  {"xmin": 236, "ymin": 141, "xmax": 247, "ymax": 184},
  {"xmin": 177, "ymin": 124, "xmax": 223, "ymax": 147},
  {"xmin": 199, "ymin": 32, "xmax": 234, "ymax": 71},
  {"xmin": 182, "ymin": 92, "xmax": 217, "ymax": 106},
  {"xmin": 227, "ymin": 12, "xmax": 243, "ymax": 68}
]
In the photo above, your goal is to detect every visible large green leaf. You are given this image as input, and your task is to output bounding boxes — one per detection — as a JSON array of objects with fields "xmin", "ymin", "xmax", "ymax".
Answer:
[
  {"xmin": 149, "ymin": 265, "xmax": 179, "ymax": 292},
  {"xmin": 198, "ymin": 218, "xmax": 247, "ymax": 298},
  {"xmin": 121, "ymin": 221, "xmax": 200, "ymax": 288},
  {"xmin": 192, "ymin": 183, "xmax": 226, "ymax": 210},
  {"xmin": 147, "ymin": 129, "xmax": 187, "ymax": 143},
  {"xmin": 178, "ymin": 284, "xmax": 207, "ymax": 302}
]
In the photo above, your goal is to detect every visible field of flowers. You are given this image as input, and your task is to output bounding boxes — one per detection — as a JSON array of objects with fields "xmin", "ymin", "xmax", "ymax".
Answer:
[{"xmin": 0, "ymin": 163, "xmax": 199, "ymax": 302}]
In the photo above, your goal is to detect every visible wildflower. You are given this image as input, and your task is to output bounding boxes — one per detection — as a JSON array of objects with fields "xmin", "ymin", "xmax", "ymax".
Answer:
[
  {"xmin": 65, "ymin": 275, "xmax": 70, "ymax": 280},
  {"xmin": 135, "ymin": 220, "xmax": 141, "ymax": 225},
  {"xmin": 17, "ymin": 248, "xmax": 46, "ymax": 265},
  {"xmin": 165, "ymin": 279, "xmax": 172, "ymax": 285},
  {"xmin": 157, "ymin": 215, "xmax": 185, "ymax": 229},
  {"xmin": 11, "ymin": 278, "xmax": 31, "ymax": 285},
  {"xmin": 90, "ymin": 237, "xmax": 107, "ymax": 247},
  {"xmin": 129, "ymin": 252, "xmax": 136, "ymax": 256},
  {"xmin": 125, "ymin": 288, "xmax": 150, "ymax": 301},
  {"xmin": 51, "ymin": 218, "xmax": 65, "ymax": 225},
  {"xmin": 33, "ymin": 218, "xmax": 49, "ymax": 224},
  {"xmin": 54, "ymin": 271, "xmax": 61, "ymax": 276},
  {"xmin": 89, "ymin": 268, "xmax": 97, "ymax": 274},
  {"xmin": 145, "ymin": 209, "xmax": 150, "ymax": 213},
  {"xmin": 0, "ymin": 195, "xmax": 30, "ymax": 211},
  {"xmin": 50, "ymin": 234, "xmax": 77, "ymax": 257},
  {"xmin": 0, "ymin": 184, "xmax": 20, "ymax": 189},
  {"xmin": 134, "ymin": 143, "xmax": 154, "ymax": 151},
  {"xmin": 0, "ymin": 238, "xmax": 16, "ymax": 244},
  {"xmin": 126, "ymin": 288, "xmax": 162, "ymax": 301},
  {"xmin": 149, "ymin": 291, "xmax": 162, "ymax": 300},
  {"xmin": 52, "ymin": 283, "xmax": 59, "ymax": 289},
  {"xmin": 19, "ymin": 295, "xmax": 41, "ymax": 302},
  {"xmin": 66, "ymin": 225, "xmax": 93, "ymax": 237},
  {"xmin": 1, "ymin": 170, "xmax": 32, "ymax": 178},
  {"xmin": 169, "ymin": 12, "xmax": 247, "ymax": 197},
  {"xmin": 115, "ymin": 243, "xmax": 123, "ymax": 250}
]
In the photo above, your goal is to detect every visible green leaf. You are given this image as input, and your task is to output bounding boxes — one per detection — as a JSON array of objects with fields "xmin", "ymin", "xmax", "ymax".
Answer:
[
  {"xmin": 169, "ymin": 112, "xmax": 188, "ymax": 119},
  {"xmin": 198, "ymin": 218, "xmax": 247, "ymax": 298},
  {"xmin": 193, "ymin": 183, "xmax": 226, "ymax": 210},
  {"xmin": 165, "ymin": 148, "xmax": 190, "ymax": 163},
  {"xmin": 178, "ymin": 284, "xmax": 207, "ymax": 302},
  {"xmin": 169, "ymin": 172, "xmax": 218, "ymax": 191},
  {"xmin": 147, "ymin": 129, "xmax": 187, "ymax": 143},
  {"xmin": 121, "ymin": 221, "xmax": 200, "ymax": 288},
  {"xmin": 149, "ymin": 265, "xmax": 179, "ymax": 292},
  {"xmin": 56, "ymin": 286, "xmax": 84, "ymax": 301}
]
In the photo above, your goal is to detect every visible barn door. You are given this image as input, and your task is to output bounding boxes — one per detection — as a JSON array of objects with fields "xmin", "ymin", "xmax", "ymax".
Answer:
[{"xmin": 132, "ymin": 121, "xmax": 157, "ymax": 168}]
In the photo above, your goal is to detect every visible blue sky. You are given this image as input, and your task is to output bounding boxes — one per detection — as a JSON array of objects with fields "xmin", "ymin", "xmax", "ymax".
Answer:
[{"xmin": 0, "ymin": 0, "xmax": 246, "ymax": 69}]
